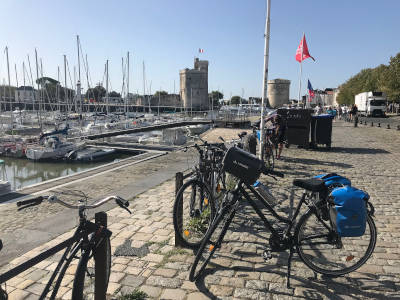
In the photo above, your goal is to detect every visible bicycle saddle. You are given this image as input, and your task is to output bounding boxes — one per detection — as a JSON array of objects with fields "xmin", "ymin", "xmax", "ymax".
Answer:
[{"xmin": 293, "ymin": 178, "xmax": 326, "ymax": 192}]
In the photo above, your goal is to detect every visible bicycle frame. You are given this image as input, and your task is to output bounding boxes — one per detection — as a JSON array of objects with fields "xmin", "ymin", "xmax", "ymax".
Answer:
[{"xmin": 0, "ymin": 218, "xmax": 108, "ymax": 300}]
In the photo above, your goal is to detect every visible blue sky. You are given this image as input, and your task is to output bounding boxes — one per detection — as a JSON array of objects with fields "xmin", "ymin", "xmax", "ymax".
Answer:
[{"xmin": 0, "ymin": 0, "xmax": 399, "ymax": 99}]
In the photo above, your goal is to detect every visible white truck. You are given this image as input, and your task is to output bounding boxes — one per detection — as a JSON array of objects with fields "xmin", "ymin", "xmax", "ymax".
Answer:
[{"xmin": 354, "ymin": 91, "xmax": 386, "ymax": 117}]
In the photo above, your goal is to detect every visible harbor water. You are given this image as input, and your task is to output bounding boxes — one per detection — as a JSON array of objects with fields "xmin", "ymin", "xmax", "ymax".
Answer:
[{"xmin": 1, "ymin": 154, "xmax": 131, "ymax": 191}]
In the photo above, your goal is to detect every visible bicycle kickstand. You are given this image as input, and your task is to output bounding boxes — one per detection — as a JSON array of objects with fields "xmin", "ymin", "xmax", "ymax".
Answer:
[{"xmin": 286, "ymin": 246, "xmax": 295, "ymax": 289}]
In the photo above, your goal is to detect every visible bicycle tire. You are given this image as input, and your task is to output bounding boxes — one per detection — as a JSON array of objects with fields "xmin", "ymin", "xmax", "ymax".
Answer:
[
  {"xmin": 71, "ymin": 235, "xmax": 111, "ymax": 300},
  {"xmin": 295, "ymin": 206, "xmax": 376, "ymax": 276},
  {"xmin": 173, "ymin": 179, "xmax": 216, "ymax": 249},
  {"xmin": 189, "ymin": 206, "xmax": 236, "ymax": 281}
]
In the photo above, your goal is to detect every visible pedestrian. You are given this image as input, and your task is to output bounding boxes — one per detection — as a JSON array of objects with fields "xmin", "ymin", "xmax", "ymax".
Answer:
[
  {"xmin": 338, "ymin": 106, "xmax": 343, "ymax": 119},
  {"xmin": 272, "ymin": 114, "xmax": 286, "ymax": 160}
]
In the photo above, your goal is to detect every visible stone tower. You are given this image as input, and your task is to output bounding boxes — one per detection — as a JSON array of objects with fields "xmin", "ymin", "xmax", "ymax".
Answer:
[
  {"xmin": 267, "ymin": 79, "xmax": 290, "ymax": 108},
  {"xmin": 180, "ymin": 58, "xmax": 209, "ymax": 111}
]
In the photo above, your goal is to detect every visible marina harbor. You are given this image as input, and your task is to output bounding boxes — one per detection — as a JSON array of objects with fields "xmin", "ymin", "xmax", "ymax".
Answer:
[{"xmin": 1, "ymin": 1, "xmax": 400, "ymax": 299}]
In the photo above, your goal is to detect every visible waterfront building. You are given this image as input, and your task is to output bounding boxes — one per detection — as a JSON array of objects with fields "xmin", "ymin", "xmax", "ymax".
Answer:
[{"xmin": 14, "ymin": 86, "xmax": 37, "ymax": 103}]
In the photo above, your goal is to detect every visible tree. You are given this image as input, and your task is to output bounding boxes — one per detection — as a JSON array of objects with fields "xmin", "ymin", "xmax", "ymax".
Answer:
[
  {"xmin": 209, "ymin": 90, "xmax": 224, "ymax": 108},
  {"xmin": 249, "ymin": 97, "xmax": 262, "ymax": 104},
  {"xmin": 154, "ymin": 90, "xmax": 168, "ymax": 97},
  {"xmin": 109, "ymin": 91, "xmax": 121, "ymax": 98},
  {"xmin": 337, "ymin": 52, "xmax": 400, "ymax": 104},
  {"xmin": 85, "ymin": 85, "xmax": 106, "ymax": 101},
  {"xmin": 209, "ymin": 90, "xmax": 223, "ymax": 101},
  {"xmin": 230, "ymin": 96, "xmax": 242, "ymax": 105},
  {"xmin": 36, "ymin": 77, "xmax": 59, "ymax": 85}
]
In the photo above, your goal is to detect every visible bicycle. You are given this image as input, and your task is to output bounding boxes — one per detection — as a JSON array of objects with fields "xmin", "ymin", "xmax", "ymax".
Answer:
[
  {"xmin": 0, "ymin": 192, "xmax": 131, "ymax": 300},
  {"xmin": 189, "ymin": 147, "xmax": 377, "ymax": 288},
  {"xmin": 173, "ymin": 141, "xmax": 227, "ymax": 249}
]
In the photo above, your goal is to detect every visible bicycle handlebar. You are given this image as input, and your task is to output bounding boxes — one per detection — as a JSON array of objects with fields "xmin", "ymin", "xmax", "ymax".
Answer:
[{"xmin": 17, "ymin": 195, "xmax": 131, "ymax": 213}]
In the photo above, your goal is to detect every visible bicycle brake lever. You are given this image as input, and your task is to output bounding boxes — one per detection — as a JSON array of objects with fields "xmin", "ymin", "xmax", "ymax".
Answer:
[{"xmin": 115, "ymin": 198, "xmax": 132, "ymax": 214}]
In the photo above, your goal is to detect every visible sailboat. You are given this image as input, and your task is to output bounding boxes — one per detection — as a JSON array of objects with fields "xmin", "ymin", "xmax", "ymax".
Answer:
[{"xmin": 0, "ymin": 159, "xmax": 11, "ymax": 195}]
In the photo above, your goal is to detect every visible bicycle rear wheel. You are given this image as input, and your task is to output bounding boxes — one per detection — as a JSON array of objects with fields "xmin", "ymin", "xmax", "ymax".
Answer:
[
  {"xmin": 173, "ymin": 179, "xmax": 216, "ymax": 249},
  {"xmin": 295, "ymin": 207, "xmax": 376, "ymax": 276},
  {"xmin": 72, "ymin": 235, "xmax": 111, "ymax": 300},
  {"xmin": 189, "ymin": 205, "xmax": 236, "ymax": 281}
]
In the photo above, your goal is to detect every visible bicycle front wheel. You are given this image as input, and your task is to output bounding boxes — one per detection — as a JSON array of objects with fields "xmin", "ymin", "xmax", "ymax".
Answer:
[
  {"xmin": 173, "ymin": 179, "xmax": 216, "ymax": 249},
  {"xmin": 72, "ymin": 236, "xmax": 111, "ymax": 300},
  {"xmin": 189, "ymin": 206, "xmax": 236, "ymax": 282},
  {"xmin": 295, "ymin": 207, "xmax": 376, "ymax": 276}
]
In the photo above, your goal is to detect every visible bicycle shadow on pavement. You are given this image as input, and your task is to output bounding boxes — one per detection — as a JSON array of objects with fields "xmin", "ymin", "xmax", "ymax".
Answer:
[{"xmin": 193, "ymin": 260, "xmax": 400, "ymax": 300}]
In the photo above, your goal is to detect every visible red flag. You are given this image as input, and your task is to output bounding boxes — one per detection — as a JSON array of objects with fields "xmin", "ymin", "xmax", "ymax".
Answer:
[{"xmin": 295, "ymin": 34, "xmax": 315, "ymax": 62}]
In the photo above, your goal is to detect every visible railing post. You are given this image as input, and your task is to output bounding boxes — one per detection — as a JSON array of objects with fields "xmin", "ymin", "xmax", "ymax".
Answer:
[
  {"xmin": 95, "ymin": 212, "xmax": 107, "ymax": 300},
  {"xmin": 175, "ymin": 172, "xmax": 184, "ymax": 247}
]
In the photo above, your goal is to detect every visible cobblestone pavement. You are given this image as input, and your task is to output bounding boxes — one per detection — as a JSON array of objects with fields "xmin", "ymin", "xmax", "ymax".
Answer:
[{"xmin": 1, "ymin": 121, "xmax": 400, "ymax": 299}]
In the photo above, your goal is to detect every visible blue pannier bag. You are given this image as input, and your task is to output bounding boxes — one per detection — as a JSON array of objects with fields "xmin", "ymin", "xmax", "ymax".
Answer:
[
  {"xmin": 329, "ymin": 186, "xmax": 368, "ymax": 237},
  {"xmin": 314, "ymin": 173, "xmax": 351, "ymax": 189}
]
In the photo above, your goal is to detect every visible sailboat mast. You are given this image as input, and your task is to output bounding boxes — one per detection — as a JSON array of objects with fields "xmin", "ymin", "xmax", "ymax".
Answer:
[
  {"xmin": 64, "ymin": 55, "xmax": 67, "ymax": 116},
  {"xmin": 5, "ymin": 47, "xmax": 13, "ymax": 120},
  {"xmin": 57, "ymin": 66, "xmax": 60, "ymax": 112},
  {"xmin": 35, "ymin": 49, "xmax": 42, "ymax": 129},
  {"xmin": 106, "ymin": 60, "xmax": 109, "ymax": 115},
  {"xmin": 127, "ymin": 51, "xmax": 130, "ymax": 114},
  {"xmin": 142, "ymin": 61, "xmax": 146, "ymax": 113},
  {"xmin": 76, "ymin": 35, "xmax": 82, "ymax": 117}
]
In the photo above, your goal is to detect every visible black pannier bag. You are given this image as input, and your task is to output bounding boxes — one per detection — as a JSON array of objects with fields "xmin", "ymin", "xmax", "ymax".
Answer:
[{"xmin": 222, "ymin": 147, "xmax": 264, "ymax": 184}]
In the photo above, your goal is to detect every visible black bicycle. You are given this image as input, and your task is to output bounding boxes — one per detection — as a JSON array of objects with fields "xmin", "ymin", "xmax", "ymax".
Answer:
[
  {"xmin": 189, "ymin": 147, "xmax": 377, "ymax": 287},
  {"xmin": 0, "ymin": 192, "xmax": 131, "ymax": 300},
  {"xmin": 173, "ymin": 141, "xmax": 226, "ymax": 249}
]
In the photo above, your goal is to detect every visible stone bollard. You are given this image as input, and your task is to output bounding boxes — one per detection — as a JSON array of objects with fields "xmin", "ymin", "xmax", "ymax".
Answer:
[
  {"xmin": 397, "ymin": 125, "xmax": 400, "ymax": 130},
  {"xmin": 354, "ymin": 115, "xmax": 358, "ymax": 127},
  {"xmin": 378, "ymin": 123, "xmax": 381, "ymax": 127},
  {"xmin": 371, "ymin": 122, "xmax": 374, "ymax": 127},
  {"xmin": 387, "ymin": 124, "xmax": 390, "ymax": 129}
]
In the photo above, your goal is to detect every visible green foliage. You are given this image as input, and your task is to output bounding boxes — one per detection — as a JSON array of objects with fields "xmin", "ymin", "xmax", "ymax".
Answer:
[
  {"xmin": 85, "ymin": 85, "xmax": 106, "ymax": 101},
  {"xmin": 36, "ymin": 76, "xmax": 59, "ymax": 85},
  {"xmin": 154, "ymin": 90, "xmax": 168, "ymax": 97},
  {"xmin": 186, "ymin": 205, "xmax": 211, "ymax": 234},
  {"xmin": 337, "ymin": 52, "xmax": 400, "ymax": 104},
  {"xmin": 109, "ymin": 91, "xmax": 121, "ymax": 98},
  {"xmin": 117, "ymin": 288, "xmax": 147, "ymax": 300},
  {"xmin": 209, "ymin": 90, "xmax": 224, "ymax": 100},
  {"xmin": 230, "ymin": 95, "xmax": 241, "ymax": 105}
]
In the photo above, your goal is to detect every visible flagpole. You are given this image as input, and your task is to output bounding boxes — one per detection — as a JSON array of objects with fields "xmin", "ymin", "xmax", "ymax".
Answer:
[
  {"xmin": 259, "ymin": 0, "xmax": 271, "ymax": 160},
  {"xmin": 298, "ymin": 33, "xmax": 304, "ymax": 107}
]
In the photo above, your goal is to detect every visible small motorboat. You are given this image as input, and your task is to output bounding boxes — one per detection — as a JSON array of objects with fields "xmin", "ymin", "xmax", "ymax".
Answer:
[
  {"xmin": 0, "ymin": 159, "xmax": 11, "ymax": 196},
  {"xmin": 66, "ymin": 147, "xmax": 116, "ymax": 162}
]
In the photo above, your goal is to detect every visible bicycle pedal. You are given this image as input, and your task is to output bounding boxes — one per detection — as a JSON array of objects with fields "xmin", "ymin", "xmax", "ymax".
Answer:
[{"xmin": 262, "ymin": 250, "xmax": 273, "ymax": 261}]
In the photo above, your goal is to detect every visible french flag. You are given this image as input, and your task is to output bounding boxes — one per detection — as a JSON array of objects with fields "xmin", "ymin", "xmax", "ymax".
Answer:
[
  {"xmin": 308, "ymin": 79, "xmax": 315, "ymax": 100},
  {"xmin": 198, "ymin": 48, "xmax": 204, "ymax": 53}
]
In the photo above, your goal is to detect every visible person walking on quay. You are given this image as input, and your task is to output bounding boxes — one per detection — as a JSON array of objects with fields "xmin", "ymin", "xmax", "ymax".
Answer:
[
  {"xmin": 350, "ymin": 104, "xmax": 358, "ymax": 121},
  {"xmin": 273, "ymin": 114, "xmax": 286, "ymax": 160}
]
